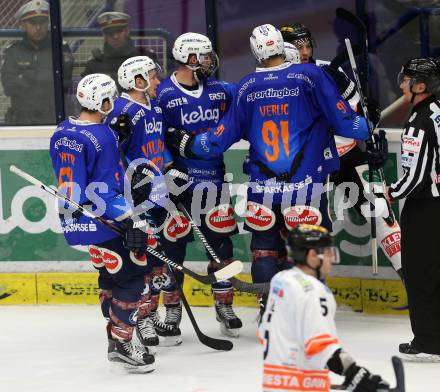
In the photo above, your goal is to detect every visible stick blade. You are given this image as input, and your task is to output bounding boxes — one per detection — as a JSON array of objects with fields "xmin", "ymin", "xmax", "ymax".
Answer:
[
  {"xmin": 214, "ymin": 260, "xmax": 243, "ymax": 281},
  {"xmin": 336, "ymin": 7, "xmax": 366, "ymax": 31},
  {"xmin": 390, "ymin": 356, "xmax": 405, "ymax": 392},
  {"xmin": 199, "ymin": 334, "xmax": 233, "ymax": 351}
]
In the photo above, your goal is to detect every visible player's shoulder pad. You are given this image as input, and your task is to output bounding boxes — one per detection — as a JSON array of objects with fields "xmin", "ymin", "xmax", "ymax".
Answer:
[
  {"xmin": 236, "ymin": 72, "xmax": 257, "ymax": 103},
  {"xmin": 156, "ymin": 80, "xmax": 176, "ymax": 103},
  {"xmin": 292, "ymin": 271, "xmax": 315, "ymax": 293}
]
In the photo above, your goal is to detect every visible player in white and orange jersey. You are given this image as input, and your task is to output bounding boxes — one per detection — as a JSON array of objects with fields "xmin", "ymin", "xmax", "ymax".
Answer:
[{"xmin": 258, "ymin": 224, "xmax": 390, "ymax": 392}]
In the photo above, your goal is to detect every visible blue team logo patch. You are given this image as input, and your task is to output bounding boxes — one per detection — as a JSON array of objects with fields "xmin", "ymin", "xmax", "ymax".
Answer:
[{"xmin": 129, "ymin": 309, "xmax": 139, "ymax": 324}]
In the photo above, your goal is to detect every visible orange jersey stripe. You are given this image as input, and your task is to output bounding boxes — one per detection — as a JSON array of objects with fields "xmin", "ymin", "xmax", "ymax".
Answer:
[{"xmin": 304, "ymin": 334, "xmax": 339, "ymax": 357}]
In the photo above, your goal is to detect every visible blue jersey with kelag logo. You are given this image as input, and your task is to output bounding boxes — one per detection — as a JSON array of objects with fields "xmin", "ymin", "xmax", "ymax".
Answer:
[
  {"xmin": 157, "ymin": 73, "xmax": 235, "ymax": 188},
  {"xmin": 189, "ymin": 62, "xmax": 369, "ymax": 203},
  {"xmin": 106, "ymin": 94, "xmax": 171, "ymax": 209},
  {"xmin": 49, "ymin": 117, "xmax": 130, "ymax": 245}
]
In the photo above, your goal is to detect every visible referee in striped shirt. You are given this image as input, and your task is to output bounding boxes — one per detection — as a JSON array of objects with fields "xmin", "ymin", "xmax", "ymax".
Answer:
[{"xmin": 387, "ymin": 57, "xmax": 440, "ymax": 362}]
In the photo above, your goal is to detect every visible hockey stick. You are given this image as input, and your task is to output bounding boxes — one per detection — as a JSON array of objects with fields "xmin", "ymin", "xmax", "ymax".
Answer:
[
  {"xmin": 115, "ymin": 150, "xmax": 234, "ymax": 352},
  {"xmin": 329, "ymin": 43, "xmax": 362, "ymax": 70},
  {"xmin": 118, "ymin": 152, "xmax": 234, "ymax": 350},
  {"xmin": 172, "ymin": 270, "xmax": 233, "ymax": 351},
  {"xmin": 176, "ymin": 201, "xmax": 270, "ymax": 294},
  {"xmin": 331, "ymin": 356, "xmax": 405, "ymax": 392},
  {"xmin": 344, "ymin": 38, "xmax": 379, "ymax": 275},
  {"xmin": 336, "ymin": 8, "xmax": 369, "ymax": 94},
  {"xmin": 9, "ymin": 165, "xmax": 242, "ymax": 285}
]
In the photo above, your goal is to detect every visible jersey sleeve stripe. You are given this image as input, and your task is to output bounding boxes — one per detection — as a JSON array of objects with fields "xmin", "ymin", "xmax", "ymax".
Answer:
[{"xmin": 304, "ymin": 334, "xmax": 339, "ymax": 357}]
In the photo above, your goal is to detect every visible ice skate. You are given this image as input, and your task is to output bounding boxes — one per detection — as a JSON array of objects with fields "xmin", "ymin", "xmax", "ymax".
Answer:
[
  {"xmin": 107, "ymin": 337, "xmax": 155, "ymax": 373},
  {"xmin": 215, "ymin": 303, "xmax": 242, "ymax": 338},
  {"xmin": 151, "ymin": 310, "xmax": 182, "ymax": 346},
  {"xmin": 136, "ymin": 315, "xmax": 159, "ymax": 349},
  {"xmin": 164, "ymin": 303, "xmax": 182, "ymax": 328}
]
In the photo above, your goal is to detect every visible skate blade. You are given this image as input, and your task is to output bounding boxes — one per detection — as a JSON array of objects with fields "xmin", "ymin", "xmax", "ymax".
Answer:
[
  {"xmin": 123, "ymin": 362, "xmax": 156, "ymax": 374},
  {"xmin": 108, "ymin": 355, "xmax": 156, "ymax": 373},
  {"xmin": 399, "ymin": 353, "xmax": 440, "ymax": 363},
  {"xmin": 214, "ymin": 260, "xmax": 243, "ymax": 281},
  {"xmin": 220, "ymin": 323, "xmax": 240, "ymax": 338},
  {"xmin": 158, "ymin": 335, "xmax": 183, "ymax": 347}
]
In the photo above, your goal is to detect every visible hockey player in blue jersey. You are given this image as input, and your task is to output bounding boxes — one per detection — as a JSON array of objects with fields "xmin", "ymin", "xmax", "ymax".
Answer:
[
  {"xmin": 49, "ymin": 73, "xmax": 156, "ymax": 373},
  {"xmin": 106, "ymin": 56, "xmax": 182, "ymax": 347},
  {"xmin": 281, "ymin": 22, "xmax": 403, "ymax": 282},
  {"xmin": 166, "ymin": 24, "xmax": 371, "ymax": 309},
  {"xmin": 157, "ymin": 32, "xmax": 242, "ymax": 337}
]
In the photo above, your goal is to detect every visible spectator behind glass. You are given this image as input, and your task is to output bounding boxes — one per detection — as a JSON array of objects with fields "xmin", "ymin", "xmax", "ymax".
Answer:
[
  {"xmin": 81, "ymin": 11, "xmax": 157, "ymax": 91},
  {"xmin": 0, "ymin": 0, "xmax": 73, "ymax": 126}
]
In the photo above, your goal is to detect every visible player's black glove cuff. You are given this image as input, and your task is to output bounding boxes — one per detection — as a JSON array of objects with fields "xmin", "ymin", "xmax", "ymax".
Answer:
[
  {"xmin": 343, "ymin": 363, "xmax": 390, "ymax": 392},
  {"xmin": 322, "ymin": 65, "xmax": 357, "ymax": 101},
  {"xmin": 365, "ymin": 130, "xmax": 388, "ymax": 170},
  {"xmin": 110, "ymin": 113, "xmax": 133, "ymax": 143},
  {"xmin": 165, "ymin": 127, "xmax": 196, "ymax": 159},
  {"xmin": 122, "ymin": 215, "xmax": 149, "ymax": 255}
]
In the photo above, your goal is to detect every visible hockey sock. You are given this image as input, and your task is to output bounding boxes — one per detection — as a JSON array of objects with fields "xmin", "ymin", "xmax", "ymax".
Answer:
[{"xmin": 251, "ymin": 250, "xmax": 279, "ymax": 283}]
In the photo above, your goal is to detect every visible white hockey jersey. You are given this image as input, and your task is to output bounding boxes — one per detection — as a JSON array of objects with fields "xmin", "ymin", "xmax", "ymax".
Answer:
[{"xmin": 258, "ymin": 267, "xmax": 340, "ymax": 392}]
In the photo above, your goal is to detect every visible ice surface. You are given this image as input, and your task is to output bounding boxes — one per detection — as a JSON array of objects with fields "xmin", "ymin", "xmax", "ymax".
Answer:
[{"xmin": 0, "ymin": 306, "xmax": 436, "ymax": 392}]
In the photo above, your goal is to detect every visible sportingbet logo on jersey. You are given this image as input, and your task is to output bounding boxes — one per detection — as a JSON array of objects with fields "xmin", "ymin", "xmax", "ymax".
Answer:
[{"xmin": 180, "ymin": 106, "xmax": 220, "ymax": 125}]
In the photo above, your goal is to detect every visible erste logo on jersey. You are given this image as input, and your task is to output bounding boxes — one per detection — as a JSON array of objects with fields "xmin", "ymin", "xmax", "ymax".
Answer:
[
  {"xmin": 205, "ymin": 204, "xmax": 237, "ymax": 233},
  {"xmin": 166, "ymin": 97, "xmax": 188, "ymax": 108},
  {"xmin": 164, "ymin": 212, "xmax": 191, "ymax": 242},
  {"xmin": 245, "ymin": 202, "xmax": 276, "ymax": 231},
  {"xmin": 283, "ymin": 205, "xmax": 322, "ymax": 230},
  {"xmin": 180, "ymin": 106, "xmax": 220, "ymax": 125},
  {"xmin": 208, "ymin": 92, "xmax": 226, "ymax": 101}
]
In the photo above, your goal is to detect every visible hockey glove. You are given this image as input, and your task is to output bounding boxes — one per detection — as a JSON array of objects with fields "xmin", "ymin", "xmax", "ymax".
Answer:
[
  {"xmin": 122, "ymin": 216, "xmax": 149, "ymax": 255},
  {"xmin": 130, "ymin": 163, "xmax": 155, "ymax": 207},
  {"xmin": 322, "ymin": 65, "xmax": 357, "ymax": 101},
  {"xmin": 363, "ymin": 97, "xmax": 381, "ymax": 129},
  {"xmin": 365, "ymin": 130, "xmax": 388, "ymax": 170},
  {"xmin": 165, "ymin": 127, "xmax": 196, "ymax": 159},
  {"xmin": 343, "ymin": 364, "xmax": 390, "ymax": 392},
  {"xmin": 110, "ymin": 113, "xmax": 133, "ymax": 143},
  {"xmin": 165, "ymin": 167, "xmax": 190, "ymax": 204}
]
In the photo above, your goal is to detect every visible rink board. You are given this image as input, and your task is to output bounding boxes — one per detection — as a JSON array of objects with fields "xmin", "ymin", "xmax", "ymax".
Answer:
[
  {"xmin": 0, "ymin": 130, "xmax": 404, "ymax": 273},
  {"xmin": 0, "ymin": 272, "xmax": 407, "ymax": 315}
]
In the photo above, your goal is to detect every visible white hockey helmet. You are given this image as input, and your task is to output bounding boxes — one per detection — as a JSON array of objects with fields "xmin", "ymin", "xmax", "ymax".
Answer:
[
  {"xmin": 172, "ymin": 32, "xmax": 213, "ymax": 65},
  {"xmin": 250, "ymin": 24, "xmax": 284, "ymax": 62},
  {"xmin": 284, "ymin": 42, "xmax": 300, "ymax": 64},
  {"xmin": 76, "ymin": 73, "xmax": 117, "ymax": 115},
  {"xmin": 118, "ymin": 56, "xmax": 160, "ymax": 92}
]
